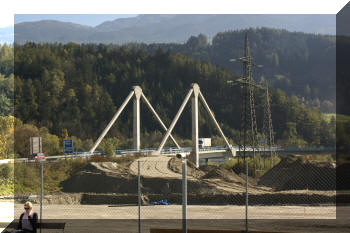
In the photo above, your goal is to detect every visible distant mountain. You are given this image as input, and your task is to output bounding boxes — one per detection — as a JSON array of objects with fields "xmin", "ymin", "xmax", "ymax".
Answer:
[
  {"xmin": 14, "ymin": 20, "xmax": 93, "ymax": 44},
  {"xmin": 0, "ymin": 26, "xmax": 14, "ymax": 44},
  {"xmin": 14, "ymin": 14, "xmax": 335, "ymax": 44}
]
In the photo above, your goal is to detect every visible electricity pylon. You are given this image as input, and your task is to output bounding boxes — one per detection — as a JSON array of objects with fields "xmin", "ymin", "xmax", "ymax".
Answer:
[
  {"xmin": 227, "ymin": 32, "xmax": 263, "ymax": 175},
  {"xmin": 262, "ymin": 84, "xmax": 276, "ymax": 168}
]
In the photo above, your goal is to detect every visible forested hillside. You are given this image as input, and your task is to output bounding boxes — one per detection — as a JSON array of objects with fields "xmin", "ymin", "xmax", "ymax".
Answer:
[
  {"xmin": 0, "ymin": 44, "xmax": 13, "ymax": 117},
  {"xmin": 128, "ymin": 28, "xmax": 336, "ymax": 112},
  {"xmin": 12, "ymin": 42, "xmax": 335, "ymax": 153}
]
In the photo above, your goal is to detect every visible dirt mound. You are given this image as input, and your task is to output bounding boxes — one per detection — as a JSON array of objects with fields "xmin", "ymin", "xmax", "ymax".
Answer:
[
  {"xmin": 168, "ymin": 157, "xmax": 249, "ymax": 184},
  {"xmin": 83, "ymin": 162, "xmax": 122, "ymax": 174},
  {"xmin": 168, "ymin": 157, "xmax": 205, "ymax": 179},
  {"xmin": 61, "ymin": 162, "xmax": 137, "ymax": 193},
  {"xmin": 258, "ymin": 156, "xmax": 336, "ymax": 191},
  {"xmin": 201, "ymin": 165, "xmax": 245, "ymax": 184},
  {"xmin": 61, "ymin": 161, "xmax": 221, "ymax": 195}
]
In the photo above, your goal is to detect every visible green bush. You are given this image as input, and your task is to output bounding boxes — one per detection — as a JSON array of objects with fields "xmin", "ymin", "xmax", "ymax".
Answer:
[{"xmin": 0, "ymin": 163, "xmax": 13, "ymax": 179}]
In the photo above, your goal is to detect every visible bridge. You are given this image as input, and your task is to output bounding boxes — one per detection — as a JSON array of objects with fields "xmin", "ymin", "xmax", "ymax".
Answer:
[
  {"xmin": 80, "ymin": 83, "xmax": 333, "ymax": 167},
  {"xmin": 5, "ymin": 84, "xmax": 334, "ymax": 165},
  {"xmin": 3, "ymin": 145, "xmax": 334, "ymax": 164},
  {"xmin": 88, "ymin": 83, "xmax": 235, "ymax": 167}
]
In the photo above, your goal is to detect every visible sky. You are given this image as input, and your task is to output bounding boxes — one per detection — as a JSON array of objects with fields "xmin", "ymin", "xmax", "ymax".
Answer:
[
  {"xmin": 0, "ymin": 0, "xmax": 348, "ymax": 28},
  {"xmin": 14, "ymin": 14, "xmax": 138, "ymax": 27}
]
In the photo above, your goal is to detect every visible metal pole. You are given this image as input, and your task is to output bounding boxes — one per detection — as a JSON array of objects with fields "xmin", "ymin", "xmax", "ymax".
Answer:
[
  {"xmin": 138, "ymin": 160, "xmax": 141, "ymax": 233},
  {"xmin": 40, "ymin": 162, "xmax": 43, "ymax": 233},
  {"xmin": 245, "ymin": 158, "xmax": 248, "ymax": 233},
  {"xmin": 182, "ymin": 158, "xmax": 187, "ymax": 233}
]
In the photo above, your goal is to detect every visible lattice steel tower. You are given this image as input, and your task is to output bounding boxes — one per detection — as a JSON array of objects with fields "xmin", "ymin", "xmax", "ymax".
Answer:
[
  {"xmin": 235, "ymin": 33, "xmax": 261, "ymax": 167},
  {"xmin": 262, "ymin": 85, "xmax": 276, "ymax": 167}
]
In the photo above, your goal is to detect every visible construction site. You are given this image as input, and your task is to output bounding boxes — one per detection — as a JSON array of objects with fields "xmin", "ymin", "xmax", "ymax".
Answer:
[{"xmin": 2, "ymin": 32, "xmax": 346, "ymax": 233}]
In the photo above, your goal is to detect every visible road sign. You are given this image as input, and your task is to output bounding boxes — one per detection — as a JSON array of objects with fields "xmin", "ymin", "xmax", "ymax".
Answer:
[
  {"xmin": 63, "ymin": 139, "xmax": 74, "ymax": 153},
  {"xmin": 30, "ymin": 137, "xmax": 42, "ymax": 155}
]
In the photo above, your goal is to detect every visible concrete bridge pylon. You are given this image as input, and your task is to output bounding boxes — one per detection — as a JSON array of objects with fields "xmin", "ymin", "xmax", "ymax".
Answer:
[
  {"xmin": 156, "ymin": 83, "xmax": 234, "ymax": 167},
  {"xmin": 89, "ymin": 86, "xmax": 180, "ymax": 154}
]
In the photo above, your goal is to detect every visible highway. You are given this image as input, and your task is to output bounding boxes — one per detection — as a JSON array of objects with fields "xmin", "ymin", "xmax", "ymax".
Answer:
[{"xmin": 0, "ymin": 146, "xmax": 335, "ymax": 164}]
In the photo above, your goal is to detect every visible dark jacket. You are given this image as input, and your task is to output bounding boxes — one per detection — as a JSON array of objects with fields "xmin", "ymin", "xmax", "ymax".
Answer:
[{"xmin": 18, "ymin": 212, "xmax": 38, "ymax": 233}]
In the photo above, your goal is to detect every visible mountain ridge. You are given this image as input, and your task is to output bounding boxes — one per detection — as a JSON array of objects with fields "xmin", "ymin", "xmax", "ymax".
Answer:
[{"xmin": 13, "ymin": 14, "xmax": 335, "ymax": 44}]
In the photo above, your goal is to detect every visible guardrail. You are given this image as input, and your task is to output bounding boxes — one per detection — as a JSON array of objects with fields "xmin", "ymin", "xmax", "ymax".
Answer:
[{"xmin": 6, "ymin": 145, "xmax": 335, "ymax": 164}]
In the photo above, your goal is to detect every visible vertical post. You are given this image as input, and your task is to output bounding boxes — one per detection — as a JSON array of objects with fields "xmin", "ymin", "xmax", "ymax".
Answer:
[
  {"xmin": 133, "ymin": 86, "xmax": 142, "ymax": 151},
  {"xmin": 30, "ymin": 137, "xmax": 33, "ymax": 155},
  {"xmin": 40, "ymin": 162, "xmax": 43, "ymax": 233},
  {"xmin": 245, "ymin": 158, "xmax": 248, "ymax": 233},
  {"xmin": 182, "ymin": 158, "xmax": 187, "ymax": 233},
  {"xmin": 191, "ymin": 83, "xmax": 199, "ymax": 167},
  {"xmin": 138, "ymin": 160, "xmax": 141, "ymax": 233}
]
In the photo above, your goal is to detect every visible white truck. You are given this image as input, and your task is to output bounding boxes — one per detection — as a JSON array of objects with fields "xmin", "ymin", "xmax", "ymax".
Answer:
[{"xmin": 199, "ymin": 138, "xmax": 211, "ymax": 148}]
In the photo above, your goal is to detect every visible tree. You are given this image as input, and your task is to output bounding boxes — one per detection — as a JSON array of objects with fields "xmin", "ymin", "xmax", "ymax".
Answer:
[
  {"xmin": 100, "ymin": 138, "xmax": 117, "ymax": 158},
  {"xmin": 0, "ymin": 116, "xmax": 14, "ymax": 159},
  {"xmin": 186, "ymin": 34, "xmax": 208, "ymax": 50}
]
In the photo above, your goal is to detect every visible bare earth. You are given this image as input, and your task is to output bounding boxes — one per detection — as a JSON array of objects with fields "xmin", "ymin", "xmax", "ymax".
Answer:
[
  {"xmin": 130, "ymin": 156, "xmax": 182, "ymax": 178},
  {"xmin": 130, "ymin": 156, "xmax": 335, "ymax": 196},
  {"xmin": 1, "ymin": 202, "xmax": 347, "ymax": 233},
  {"xmin": 2, "ymin": 156, "xmax": 344, "ymax": 233},
  {"xmin": 11, "ymin": 203, "xmax": 336, "ymax": 219}
]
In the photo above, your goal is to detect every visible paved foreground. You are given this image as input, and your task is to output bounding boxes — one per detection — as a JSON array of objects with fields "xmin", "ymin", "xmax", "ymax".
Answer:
[
  {"xmin": 11, "ymin": 203, "xmax": 336, "ymax": 219},
  {"xmin": 2, "ymin": 202, "xmax": 348, "ymax": 233},
  {"xmin": 0, "ymin": 202, "xmax": 350, "ymax": 233}
]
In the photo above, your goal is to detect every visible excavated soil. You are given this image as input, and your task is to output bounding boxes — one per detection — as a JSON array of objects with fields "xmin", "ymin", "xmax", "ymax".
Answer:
[
  {"xmin": 258, "ymin": 156, "xmax": 336, "ymax": 191},
  {"xmin": 59, "ymin": 156, "xmax": 339, "ymax": 205},
  {"xmin": 61, "ymin": 160, "xmax": 220, "ymax": 195}
]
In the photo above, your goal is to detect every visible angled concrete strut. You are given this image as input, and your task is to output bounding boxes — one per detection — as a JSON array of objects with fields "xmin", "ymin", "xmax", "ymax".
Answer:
[
  {"xmin": 89, "ymin": 90, "xmax": 134, "ymax": 153},
  {"xmin": 157, "ymin": 88, "xmax": 194, "ymax": 153},
  {"xmin": 141, "ymin": 93, "xmax": 181, "ymax": 149},
  {"xmin": 89, "ymin": 86, "xmax": 180, "ymax": 154},
  {"xmin": 157, "ymin": 83, "xmax": 233, "ymax": 167},
  {"xmin": 198, "ymin": 91, "xmax": 234, "ymax": 156}
]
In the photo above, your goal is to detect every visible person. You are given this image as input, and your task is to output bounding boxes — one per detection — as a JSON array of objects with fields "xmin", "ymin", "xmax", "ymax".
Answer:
[{"xmin": 5, "ymin": 201, "xmax": 38, "ymax": 233}]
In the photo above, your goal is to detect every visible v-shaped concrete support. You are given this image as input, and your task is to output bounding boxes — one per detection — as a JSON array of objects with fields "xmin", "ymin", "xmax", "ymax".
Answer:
[
  {"xmin": 156, "ymin": 83, "xmax": 233, "ymax": 167},
  {"xmin": 89, "ymin": 86, "xmax": 180, "ymax": 154}
]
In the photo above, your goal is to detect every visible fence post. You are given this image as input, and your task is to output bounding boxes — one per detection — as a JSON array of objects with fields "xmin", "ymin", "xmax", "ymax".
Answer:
[
  {"xmin": 40, "ymin": 162, "xmax": 43, "ymax": 233},
  {"xmin": 182, "ymin": 158, "xmax": 187, "ymax": 233},
  {"xmin": 138, "ymin": 160, "xmax": 141, "ymax": 233},
  {"xmin": 245, "ymin": 158, "xmax": 248, "ymax": 233}
]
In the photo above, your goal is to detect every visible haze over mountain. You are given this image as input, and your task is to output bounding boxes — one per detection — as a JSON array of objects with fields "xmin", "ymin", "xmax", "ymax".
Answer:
[{"xmin": 14, "ymin": 14, "xmax": 335, "ymax": 44}]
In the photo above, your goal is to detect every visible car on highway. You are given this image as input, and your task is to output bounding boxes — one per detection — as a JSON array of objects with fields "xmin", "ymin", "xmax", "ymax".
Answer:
[{"xmin": 30, "ymin": 152, "xmax": 46, "ymax": 161}]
